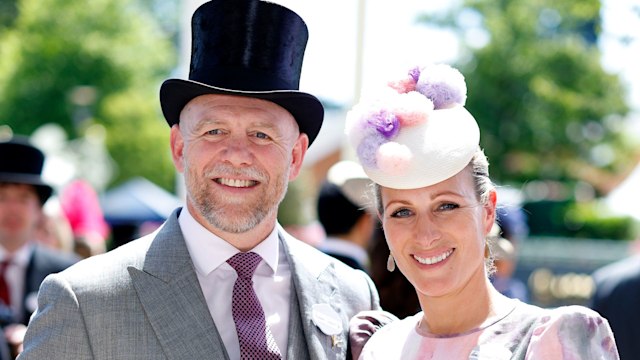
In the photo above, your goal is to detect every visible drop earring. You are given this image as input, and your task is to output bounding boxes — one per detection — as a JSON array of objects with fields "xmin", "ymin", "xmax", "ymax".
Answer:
[{"xmin": 386, "ymin": 253, "xmax": 396, "ymax": 272}]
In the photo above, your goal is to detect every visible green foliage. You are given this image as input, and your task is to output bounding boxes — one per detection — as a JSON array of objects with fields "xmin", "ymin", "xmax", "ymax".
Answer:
[
  {"xmin": 0, "ymin": 0, "xmax": 18, "ymax": 30},
  {"xmin": 0, "ymin": 0, "xmax": 176, "ymax": 190},
  {"xmin": 99, "ymin": 86, "xmax": 175, "ymax": 191},
  {"xmin": 564, "ymin": 202, "xmax": 637, "ymax": 240},
  {"xmin": 420, "ymin": 0, "xmax": 634, "ymax": 193},
  {"xmin": 523, "ymin": 200, "xmax": 637, "ymax": 240},
  {"xmin": 277, "ymin": 170, "xmax": 316, "ymax": 227}
]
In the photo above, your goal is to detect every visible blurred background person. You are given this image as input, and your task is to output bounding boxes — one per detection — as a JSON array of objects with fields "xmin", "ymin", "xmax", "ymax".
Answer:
[
  {"xmin": 368, "ymin": 227, "xmax": 421, "ymax": 320},
  {"xmin": 317, "ymin": 160, "xmax": 376, "ymax": 272},
  {"xmin": 590, "ymin": 238, "xmax": 640, "ymax": 360},
  {"xmin": 0, "ymin": 137, "xmax": 78, "ymax": 358},
  {"xmin": 489, "ymin": 223, "xmax": 529, "ymax": 303},
  {"xmin": 33, "ymin": 200, "xmax": 74, "ymax": 255},
  {"xmin": 59, "ymin": 179, "xmax": 110, "ymax": 258}
]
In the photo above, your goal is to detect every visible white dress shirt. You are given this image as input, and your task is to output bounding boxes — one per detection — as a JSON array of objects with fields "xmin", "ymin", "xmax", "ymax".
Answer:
[
  {"xmin": 1, "ymin": 243, "xmax": 33, "ymax": 321},
  {"xmin": 179, "ymin": 208, "xmax": 292, "ymax": 360}
]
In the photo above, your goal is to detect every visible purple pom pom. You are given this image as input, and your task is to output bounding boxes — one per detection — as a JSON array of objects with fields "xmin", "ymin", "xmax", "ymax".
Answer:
[
  {"xmin": 415, "ymin": 64, "xmax": 467, "ymax": 109},
  {"xmin": 357, "ymin": 132, "xmax": 386, "ymax": 169},
  {"xmin": 408, "ymin": 66, "xmax": 421, "ymax": 82},
  {"xmin": 368, "ymin": 110, "xmax": 400, "ymax": 139}
]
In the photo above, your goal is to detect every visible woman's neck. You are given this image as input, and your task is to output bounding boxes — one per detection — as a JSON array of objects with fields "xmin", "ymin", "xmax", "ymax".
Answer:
[{"xmin": 417, "ymin": 274, "xmax": 510, "ymax": 336}]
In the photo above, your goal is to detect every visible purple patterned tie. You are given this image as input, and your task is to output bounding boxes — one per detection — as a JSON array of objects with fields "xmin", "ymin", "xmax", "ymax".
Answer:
[{"xmin": 227, "ymin": 252, "xmax": 282, "ymax": 360}]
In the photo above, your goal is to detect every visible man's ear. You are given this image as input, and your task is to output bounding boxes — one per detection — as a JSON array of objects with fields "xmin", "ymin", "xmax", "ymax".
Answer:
[
  {"xmin": 170, "ymin": 125, "xmax": 185, "ymax": 173},
  {"xmin": 288, "ymin": 133, "xmax": 309, "ymax": 181}
]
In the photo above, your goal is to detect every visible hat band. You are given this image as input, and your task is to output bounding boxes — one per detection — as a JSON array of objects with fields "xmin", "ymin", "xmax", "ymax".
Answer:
[{"xmin": 190, "ymin": 66, "xmax": 300, "ymax": 92}]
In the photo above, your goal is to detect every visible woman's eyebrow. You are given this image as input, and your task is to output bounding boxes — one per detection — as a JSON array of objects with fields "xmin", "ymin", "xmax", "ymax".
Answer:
[{"xmin": 430, "ymin": 190, "xmax": 464, "ymax": 200}]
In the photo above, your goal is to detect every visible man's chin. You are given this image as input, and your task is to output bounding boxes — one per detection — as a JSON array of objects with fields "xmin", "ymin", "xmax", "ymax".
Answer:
[
  {"xmin": 211, "ymin": 221, "xmax": 259, "ymax": 234},
  {"xmin": 204, "ymin": 211, "xmax": 262, "ymax": 234}
]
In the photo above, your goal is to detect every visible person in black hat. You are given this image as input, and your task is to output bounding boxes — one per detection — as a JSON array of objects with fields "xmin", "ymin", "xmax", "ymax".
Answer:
[
  {"xmin": 20, "ymin": 1, "xmax": 381, "ymax": 359},
  {"xmin": 0, "ymin": 137, "xmax": 78, "ymax": 358},
  {"xmin": 317, "ymin": 161, "xmax": 376, "ymax": 272}
]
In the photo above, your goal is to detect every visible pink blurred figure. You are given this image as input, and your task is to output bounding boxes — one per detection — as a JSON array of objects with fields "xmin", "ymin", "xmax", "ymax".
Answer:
[{"xmin": 60, "ymin": 179, "xmax": 110, "ymax": 257}]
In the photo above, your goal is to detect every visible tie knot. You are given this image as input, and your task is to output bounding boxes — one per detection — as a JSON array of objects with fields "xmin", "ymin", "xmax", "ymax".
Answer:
[
  {"xmin": 0, "ymin": 259, "xmax": 11, "ymax": 271},
  {"xmin": 227, "ymin": 252, "xmax": 262, "ymax": 279}
]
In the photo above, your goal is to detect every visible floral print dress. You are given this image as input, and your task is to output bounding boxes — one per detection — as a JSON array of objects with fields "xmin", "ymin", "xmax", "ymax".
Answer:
[{"xmin": 359, "ymin": 299, "xmax": 618, "ymax": 360}]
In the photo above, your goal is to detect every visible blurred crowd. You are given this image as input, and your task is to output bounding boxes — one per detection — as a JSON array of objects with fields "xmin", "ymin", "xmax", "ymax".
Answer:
[{"xmin": 0, "ymin": 135, "xmax": 175, "ymax": 358}]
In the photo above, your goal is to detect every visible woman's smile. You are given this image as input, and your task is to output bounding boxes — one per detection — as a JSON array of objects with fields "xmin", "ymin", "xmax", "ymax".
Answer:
[{"xmin": 413, "ymin": 248, "xmax": 454, "ymax": 266}]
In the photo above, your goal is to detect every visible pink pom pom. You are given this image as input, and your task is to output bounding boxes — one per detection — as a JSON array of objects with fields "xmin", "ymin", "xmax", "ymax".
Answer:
[
  {"xmin": 377, "ymin": 142, "xmax": 412, "ymax": 174},
  {"xmin": 388, "ymin": 76, "xmax": 416, "ymax": 93},
  {"xmin": 392, "ymin": 91, "xmax": 434, "ymax": 127}
]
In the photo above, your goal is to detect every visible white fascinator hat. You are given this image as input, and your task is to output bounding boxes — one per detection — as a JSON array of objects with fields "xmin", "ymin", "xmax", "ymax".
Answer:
[{"xmin": 345, "ymin": 64, "xmax": 480, "ymax": 189}]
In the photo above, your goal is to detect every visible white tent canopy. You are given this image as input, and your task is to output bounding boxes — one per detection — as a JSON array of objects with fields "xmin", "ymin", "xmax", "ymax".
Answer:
[{"xmin": 606, "ymin": 162, "xmax": 640, "ymax": 220}]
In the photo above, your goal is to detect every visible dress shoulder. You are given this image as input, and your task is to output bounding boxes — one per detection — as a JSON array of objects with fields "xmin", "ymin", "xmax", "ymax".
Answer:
[
  {"xmin": 358, "ymin": 313, "xmax": 422, "ymax": 359},
  {"xmin": 526, "ymin": 305, "xmax": 619, "ymax": 359}
]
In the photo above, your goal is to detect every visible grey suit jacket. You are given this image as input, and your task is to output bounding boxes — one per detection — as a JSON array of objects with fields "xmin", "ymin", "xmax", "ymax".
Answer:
[{"xmin": 18, "ymin": 209, "xmax": 380, "ymax": 359}]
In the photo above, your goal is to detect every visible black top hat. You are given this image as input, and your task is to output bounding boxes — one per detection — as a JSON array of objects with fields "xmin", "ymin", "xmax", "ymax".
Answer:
[
  {"xmin": 0, "ymin": 137, "xmax": 53, "ymax": 204},
  {"xmin": 160, "ymin": 0, "xmax": 324, "ymax": 145}
]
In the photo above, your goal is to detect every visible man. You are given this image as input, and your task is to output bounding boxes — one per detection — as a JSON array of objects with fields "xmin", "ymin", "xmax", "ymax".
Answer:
[
  {"xmin": 317, "ymin": 161, "xmax": 375, "ymax": 272},
  {"xmin": 0, "ymin": 137, "xmax": 78, "ymax": 357},
  {"xmin": 590, "ymin": 250, "xmax": 640, "ymax": 360},
  {"xmin": 19, "ymin": 1, "xmax": 380, "ymax": 359}
]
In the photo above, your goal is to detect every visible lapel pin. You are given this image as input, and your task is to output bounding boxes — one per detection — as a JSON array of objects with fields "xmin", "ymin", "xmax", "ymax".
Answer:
[{"xmin": 331, "ymin": 334, "xmax": 343, "ymax": 349}]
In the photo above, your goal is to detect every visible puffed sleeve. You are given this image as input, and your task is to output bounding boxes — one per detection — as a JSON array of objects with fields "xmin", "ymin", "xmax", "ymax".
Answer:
[{"xmin": 525, "ymin": 305, "xmax": 619, "ymax": 360}]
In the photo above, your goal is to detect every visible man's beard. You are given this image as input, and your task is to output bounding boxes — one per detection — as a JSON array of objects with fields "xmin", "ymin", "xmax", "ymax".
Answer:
[{"xmin": 185, "ymin": 163, "xmax": 289, "ymax": 233}]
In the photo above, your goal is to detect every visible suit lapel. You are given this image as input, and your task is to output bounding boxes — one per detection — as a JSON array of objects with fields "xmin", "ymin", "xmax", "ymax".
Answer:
[
  {"xmin": 129, "ymin": 210, "xmax": 229, "ymax": 360},
  {"xmin": 23, "ymin": 247, "xmax": 40, "ymax": 323},
  {"xmin": 280, "ymin": 229, "xmax": 349, "ymax": 359},
  {"xmin": 285, "ymin": 277, "xmax": 309, "ymax": 360}
]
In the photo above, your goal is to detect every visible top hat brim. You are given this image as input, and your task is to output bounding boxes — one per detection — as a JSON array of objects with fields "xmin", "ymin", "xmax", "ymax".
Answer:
[
  {"xmin": 0, "ymin": 173, "xmax": 53, "ymax": 204},
  {"xmin": 160, "ymin": 79, "xmax": 324, "ymax": 146}
]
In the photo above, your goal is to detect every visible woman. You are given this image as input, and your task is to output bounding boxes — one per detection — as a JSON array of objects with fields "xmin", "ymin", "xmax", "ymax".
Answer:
[{"xmin": 346, "ymin": 64, "xmax": 618, "ymax": 359}]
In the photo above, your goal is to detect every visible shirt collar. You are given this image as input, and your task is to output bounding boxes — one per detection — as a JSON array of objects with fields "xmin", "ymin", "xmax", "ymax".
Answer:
[
  {"xmin": 0, "ymin": 242, "xmax": 34, "ymax": 266},
  {"xmin": 179, "ymin": 207, "xmax": 280, "ymax": 276}
]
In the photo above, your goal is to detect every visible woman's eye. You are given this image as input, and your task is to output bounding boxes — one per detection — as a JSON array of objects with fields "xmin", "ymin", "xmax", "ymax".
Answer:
[
  {"xmin": 390, "ymin": 208, "xmax": 413, "ymax": 218},
  {"xmin": 438, "ymin": 203, "xmax": 459, "ymax": 211}
]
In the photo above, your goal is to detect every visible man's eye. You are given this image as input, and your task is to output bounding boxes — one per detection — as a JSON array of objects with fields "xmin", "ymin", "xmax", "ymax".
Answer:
[
  {"xmin": 206, "ymin": 129, "xmax": 222, "ymax": 135},
  {"xmin": 255, "ymin": 132, "xmax": 271, "ymax": 140},
  {"xmin": 390, "ymin": 208, "xmax": 412, "ymax": 218}
]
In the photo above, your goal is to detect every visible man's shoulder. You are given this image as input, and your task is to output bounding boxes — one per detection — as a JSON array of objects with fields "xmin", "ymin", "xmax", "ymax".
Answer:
[{"xmin": 593, "ymin": 255, "xmax": 640, "ymax": 287}]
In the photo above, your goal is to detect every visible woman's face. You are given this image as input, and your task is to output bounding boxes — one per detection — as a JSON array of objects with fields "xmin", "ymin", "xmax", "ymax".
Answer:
[{"xmin": 379, "ymin": 167, "xmax": 496, "ymax": 299}]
